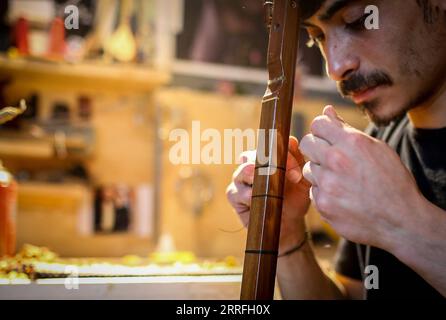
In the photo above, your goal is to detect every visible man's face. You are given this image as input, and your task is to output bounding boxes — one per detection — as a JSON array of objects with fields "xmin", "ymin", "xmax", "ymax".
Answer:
[{"xmin": 303, "ymin": 0, "xmax": 446, "ymax": 125}]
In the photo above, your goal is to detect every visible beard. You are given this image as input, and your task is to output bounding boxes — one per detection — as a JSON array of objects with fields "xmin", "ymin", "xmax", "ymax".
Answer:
[
  {"xmin": 338, "ymin": 71, "xmax": 395, "ymax": 125},
  {"xmin": 357, "ymin": 98, "xmax": 408, "ymax": 126},
  {"xmin": 356, "ymin": 81, "xmax": 438, "ymax": 127}
]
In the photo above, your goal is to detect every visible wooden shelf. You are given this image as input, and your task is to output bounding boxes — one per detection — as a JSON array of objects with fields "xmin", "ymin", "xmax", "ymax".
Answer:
[
  {"xmin": 0, "ymin": 137, "xmax": 53, "ymax": 158},
  {"xmin": 0, "ymin": 56, "xmax": 170, "ymax": 92},
  {"xmin": 0, "ymin": 127, "xmax": 94, "ymax": 159},
  {"xmin": 17, "ymin": 181, "xmax": 90, "ymax": 210}
]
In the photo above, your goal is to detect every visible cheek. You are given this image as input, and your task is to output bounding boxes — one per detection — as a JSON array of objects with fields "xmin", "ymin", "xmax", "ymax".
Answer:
[
  {"xmin": 363, "ymin": 85, "xmax": 411, "ymax": 121},
  {"xmin": 396, "ymin": 43, "xmax": 424, "ymax": 79},
  {"xmin": 378, "ymin": 86, "xmax": 411, "ymax": 112}
]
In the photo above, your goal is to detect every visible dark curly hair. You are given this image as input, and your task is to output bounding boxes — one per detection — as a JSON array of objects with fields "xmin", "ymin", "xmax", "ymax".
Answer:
[
  {"xmin": 416, "ymin": 0, "xmax": 439, "ymax": 23},
  {"xmin": 299, "ymin": 0, "xmax": 438, "ymax": 22}
]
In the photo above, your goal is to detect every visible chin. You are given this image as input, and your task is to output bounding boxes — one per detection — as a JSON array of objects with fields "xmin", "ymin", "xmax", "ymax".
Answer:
[
  {"xmin": 367, "ymin": 112, "xmax": 396, "ymax": 127},
  {"xmin": 359, "ymin": 99, "xmax": 408, "ymax": 127}
]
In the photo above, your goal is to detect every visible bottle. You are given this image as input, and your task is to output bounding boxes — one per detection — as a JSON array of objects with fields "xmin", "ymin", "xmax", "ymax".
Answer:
[
  {"xmin": 0, "ymin": 161, "xmax": 17, "ymax": 257},
  {"xmin": 47, "ymin": 17, "xmax": 66, "ymax": 60},
  {"xmin": 14, "ymin": 17, "xmax": 30, "ymax": 56}
]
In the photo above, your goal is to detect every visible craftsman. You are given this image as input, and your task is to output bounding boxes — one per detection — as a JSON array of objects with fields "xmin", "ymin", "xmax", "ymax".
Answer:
[{"xmin": 226, "ymin": 0, "xmax": 446, "ymax": 299}]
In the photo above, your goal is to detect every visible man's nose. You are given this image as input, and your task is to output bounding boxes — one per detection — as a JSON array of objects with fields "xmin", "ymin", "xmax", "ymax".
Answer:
[{"xmin": 325, "ymin": 42, "xmax": 359, "ymax": 82}]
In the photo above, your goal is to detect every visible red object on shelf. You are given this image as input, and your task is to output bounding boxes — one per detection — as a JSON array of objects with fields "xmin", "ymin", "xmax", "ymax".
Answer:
[
  {"xmin": 47, "ymin": 17, "xmax": 66, "ymax": 59},
  {"xmin": 0, "ymin": 162, "xmax": 17, "ymax": 257},
  {"xmin": 14, "ymin": 17, "xmax": 30, "ymax": 55}
]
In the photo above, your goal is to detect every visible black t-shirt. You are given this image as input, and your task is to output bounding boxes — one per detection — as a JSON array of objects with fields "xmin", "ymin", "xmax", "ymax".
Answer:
[{"xmin": 334, "ymin": 116, "xmax": 446, "ymax": 299}]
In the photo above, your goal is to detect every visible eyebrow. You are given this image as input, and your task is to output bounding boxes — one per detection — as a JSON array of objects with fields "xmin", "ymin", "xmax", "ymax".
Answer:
[
  {"xmin": 301, "ymin": 21, "xmax": 318, "ymax": 28},
  {"xmin": 318, "ymin": 0, "xmax": 356, "ymax": 22}
]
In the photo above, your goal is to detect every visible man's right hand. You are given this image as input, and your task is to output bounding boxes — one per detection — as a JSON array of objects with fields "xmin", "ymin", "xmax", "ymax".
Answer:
[{"xmin": 226, "ymin": 136, "xmax": 312, "ymax": 251}]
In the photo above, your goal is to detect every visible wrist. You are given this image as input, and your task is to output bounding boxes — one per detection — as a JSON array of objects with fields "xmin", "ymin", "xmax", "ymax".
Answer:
[
  {"xmin": 279, "ymin": 219, "xmax": 307, "ymax": 252},
  {"xmin": 391, "ymin": 194, "xmax": 443, "ymax": 264},
  {"xmin": 278, "ymin": 231, "xmax": 311, "ymax": 258}
]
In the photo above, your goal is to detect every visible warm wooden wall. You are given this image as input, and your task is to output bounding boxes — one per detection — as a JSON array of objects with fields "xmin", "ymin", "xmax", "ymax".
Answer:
[{"xmin": 3, "ymin": 80, "xmax": 368, "ymax": 258}]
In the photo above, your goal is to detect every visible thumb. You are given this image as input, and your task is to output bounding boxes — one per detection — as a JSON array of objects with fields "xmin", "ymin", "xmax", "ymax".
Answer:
[
  {"xmin": 238, "ymin": 150, "xmax": 256, "ymax": 164},
  {"xmin": 286, "ymin": 136, "xmax": 304, "ymax": 184},
  {"xmin": 288, "ymin": 136, "xmax": 305, "ymax": 167},
  {"xmin": 323, "ymin": 105, "xmax": 345, "ymax": 124}
]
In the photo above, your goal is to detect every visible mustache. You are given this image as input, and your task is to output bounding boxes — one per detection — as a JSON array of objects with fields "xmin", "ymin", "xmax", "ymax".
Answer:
[{"xmin": 338, "ymin": 71, "xmax": 393, "ymax": 97}]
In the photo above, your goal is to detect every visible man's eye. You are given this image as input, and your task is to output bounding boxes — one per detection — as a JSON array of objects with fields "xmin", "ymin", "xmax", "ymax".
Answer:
[
  {"xmin": 345, "ymin": 14, "xmax": 368, "ymax": 31},
  {"xmin": 306, "ymin": 34, "xmax": 325, "ymax": 48}
]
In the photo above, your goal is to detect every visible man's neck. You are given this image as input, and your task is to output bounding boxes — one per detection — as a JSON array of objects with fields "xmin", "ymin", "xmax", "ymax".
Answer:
[{"xmin": 408, "ymin": 81, "xmax": 446, "ymax": 129}]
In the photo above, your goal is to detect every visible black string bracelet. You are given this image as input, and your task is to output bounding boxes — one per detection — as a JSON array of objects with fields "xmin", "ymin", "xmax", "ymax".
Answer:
[{"xmin": 278, "ymin": 232, "xmax": 311, "ymax": 258}]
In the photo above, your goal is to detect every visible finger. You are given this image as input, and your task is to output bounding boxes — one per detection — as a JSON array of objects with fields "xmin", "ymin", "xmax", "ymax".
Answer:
[
  {"xmin": 226, "ymin": 183, "xmax": 252, "ymax": 210},
  {"xmin": 302, "ymin": 161, "xmax": 314, "ymax": 186},
  {"xmin": 299, "ymin": 134, "xmax": 331, "ymax": 165},
  {"xmin": 288, "ymin": 136, "xmax": 305, "ymax": 167},
  {"xmin": 310, "ymin": 161, "xmax": 324, "ymax": 185},
  {"xmin": 233, "ymin": 162, "xmax": 255, "ymax": 186},
  {"xmin": 238, "ymin": 209, "xmax": 250, "ymax": 228},
  {"xmin": 238, "ymin": 185, "xmax": 253, "ymax": 207},
  {"xmin": 238, "ymin": 150, "xmax": 256, "ymax": 164},
  {"xmin": 226, "ymin": 181, "xmax": 252, "ymax": 228},
  {"xmin": 310, "ymin": 113, "xmax": 346, "ymax": 146},
  {"xmin": 286, "ymin": 151, "xmax": 303, "ymax": 184},
  {"xmin": 309, "ymin": 185, "xmax": 318, "ymax": 202},
  {"xmin": 302, "ymin": 161, "xmax": 324, "ymax": 186},
  {"xmin": 310, "ymin": 185, "xmax": 327, "ymax": 217},
  {"xmin": 323, "ymin": 105, "xmax": 345, "ymax": 123},
  {"xmin": 288, "ymin": 136, "xmax": 298, "ymax": 155},
  {"xmin": 286, "ymin": 137, "xmax": 304, "ymax": 184}
]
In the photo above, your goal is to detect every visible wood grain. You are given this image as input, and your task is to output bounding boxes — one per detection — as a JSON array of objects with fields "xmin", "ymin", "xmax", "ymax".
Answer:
[{"xmin": 240, "ymin": 0, "xmax": 301, "ymax": 300}]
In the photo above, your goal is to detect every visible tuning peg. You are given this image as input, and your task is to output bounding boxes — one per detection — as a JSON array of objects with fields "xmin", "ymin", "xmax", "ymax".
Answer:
[{"xmin": 264, "ymin": 1, "xmax": 274, "ymax": 28}]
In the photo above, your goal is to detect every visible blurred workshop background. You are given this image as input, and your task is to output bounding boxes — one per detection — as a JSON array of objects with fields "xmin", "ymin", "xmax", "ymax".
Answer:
[{"xmin": 0, "ymin": 0, "xmax": 369, "ymax": 298}]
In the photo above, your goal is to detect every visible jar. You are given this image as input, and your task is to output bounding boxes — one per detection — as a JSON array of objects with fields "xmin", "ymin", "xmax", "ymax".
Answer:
[{"xmin": 0, "ymin": 161, "xmax": 17, "ymax": 257}]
